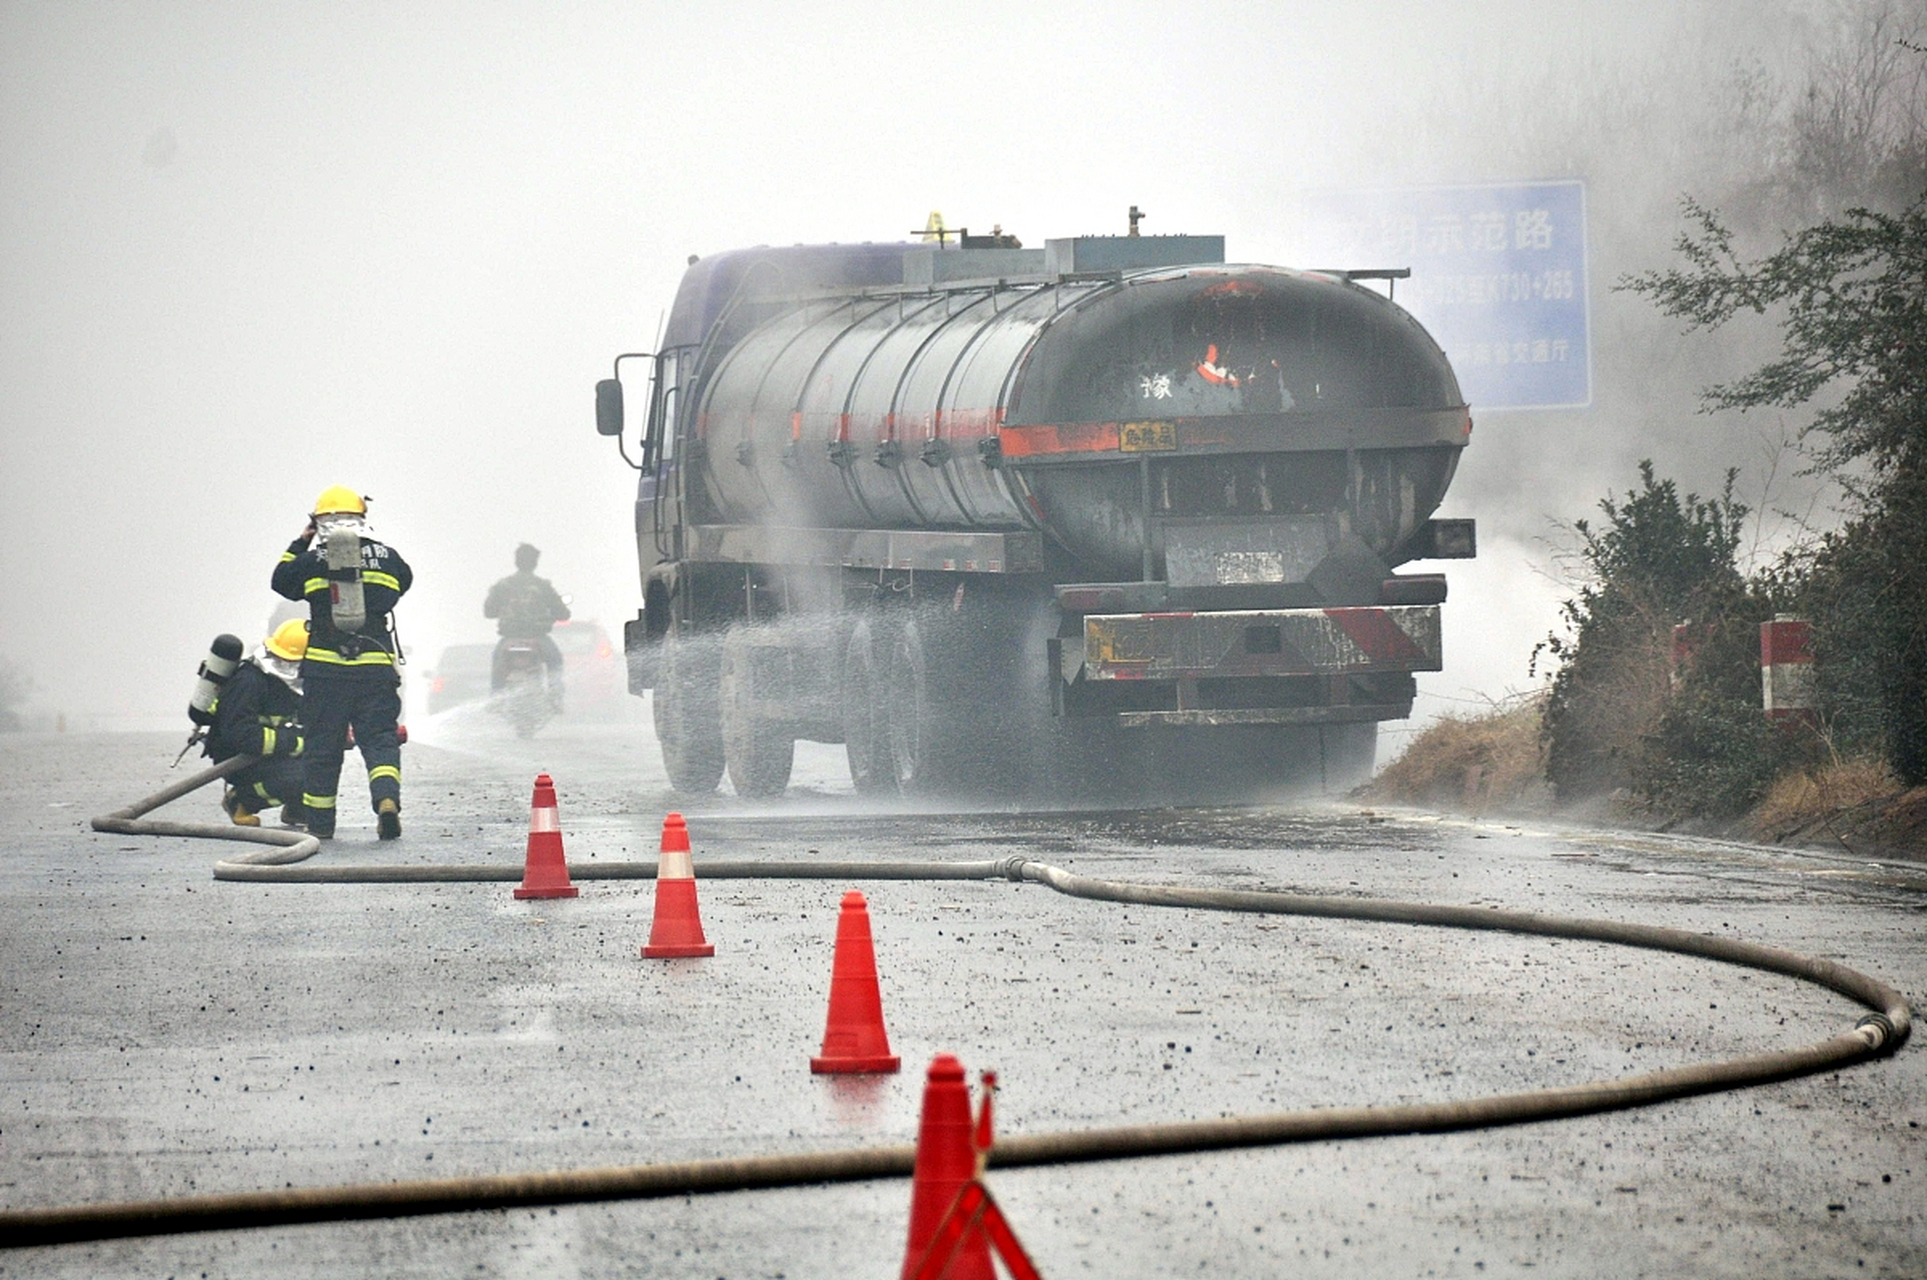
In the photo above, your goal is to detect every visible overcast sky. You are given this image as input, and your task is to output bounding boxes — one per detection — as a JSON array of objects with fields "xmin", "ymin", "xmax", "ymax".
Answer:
[{"xmin": 0, "ymin": 1, "xmax": 1828, "ymax": 735}]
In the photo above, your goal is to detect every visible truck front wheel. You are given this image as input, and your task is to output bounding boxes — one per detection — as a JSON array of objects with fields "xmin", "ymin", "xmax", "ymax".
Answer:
[{"xmin": 653, "ymin": 619, "xmax": 725, "ymax": 795}]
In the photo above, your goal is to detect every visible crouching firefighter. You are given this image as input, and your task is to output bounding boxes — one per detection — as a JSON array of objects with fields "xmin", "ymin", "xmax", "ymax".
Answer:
[
  {"xmin": 272, "ymin": 485, "xmax": 413, "ymax": 841},
  {"xmin": 200, "ymin": 620, "xmax": 311, "ymax": 826}
]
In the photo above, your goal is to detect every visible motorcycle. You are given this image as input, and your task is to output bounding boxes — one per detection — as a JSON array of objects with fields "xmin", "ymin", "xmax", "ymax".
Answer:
[{"xmin": 493, "ymin": 639, "xmax": 557, "ymax": 739}]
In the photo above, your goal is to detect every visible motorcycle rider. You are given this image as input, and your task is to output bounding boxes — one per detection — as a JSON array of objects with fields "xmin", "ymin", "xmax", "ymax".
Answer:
[
  {"xmin": 485, "ymin": 543, "xmax": 570, "ymax": 709},
  {"xmin": 209, "ymin": 619, "xmax": 310, "ymax": 827},
  {"xmin": 271, "ymin": 486, "xmax": 413, "ymax": 841}
]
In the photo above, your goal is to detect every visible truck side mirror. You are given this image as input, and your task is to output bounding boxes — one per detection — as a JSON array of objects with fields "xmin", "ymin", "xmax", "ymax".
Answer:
[{"xmin": 595, "ymin": 378, "xmax": 624, "ymax": 437}]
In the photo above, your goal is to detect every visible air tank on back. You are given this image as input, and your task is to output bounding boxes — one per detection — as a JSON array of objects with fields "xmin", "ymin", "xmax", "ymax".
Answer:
[{"xmin": 680, "ymin": 233, "xmax": 1468, "ymax": 587}]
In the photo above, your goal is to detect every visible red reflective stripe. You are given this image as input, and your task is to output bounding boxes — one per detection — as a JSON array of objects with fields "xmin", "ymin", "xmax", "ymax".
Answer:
[
  {"xmin": 1760, "ymin": 619, "xmax": 1813, "ymax": 666},
  {"xmin": 907, "ymin": 1181, "xmax": 989, "ymax": 1280},
  {"xmin": 998, "ymin": 421, "xmax": 1122, "ymax": 457},
  {"xmin": 979, "ymin": 1193, "xmax": 1043, "ymax": 1280},
  {"xmin": 907, "ymin": 1181, "xmax": 1041, "ymax": 1280},
  {"xmin": 1323, "ymin": 607, "xmax": 1426, "ymax": 666}
]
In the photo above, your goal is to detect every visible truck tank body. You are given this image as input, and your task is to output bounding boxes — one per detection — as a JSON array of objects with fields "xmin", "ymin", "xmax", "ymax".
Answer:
[
  {"xmin": 686, "ymin": 259, "xmax": 1468, "ymax": 584},
  {"xmin": 604, "ymin": 235, "xmax": 1478, "ymax": 802}
]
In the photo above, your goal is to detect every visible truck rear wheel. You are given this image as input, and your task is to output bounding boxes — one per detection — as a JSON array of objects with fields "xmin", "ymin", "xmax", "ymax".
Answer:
[
  {"xmin": 1318, "ymin": 722, "xmax": 1378, "ymax": 792},
  {"xmin": 882, "ymin": 614, "xmax": 936, "ymax": 793},
  {"xmin": 653, "ymin": 619, "xmax": 725, "ymax": 795},
  {"xmin": 721, "ymin": 625, "xmax": 796, "ymax": 799},
  {"xmin": 842, "ymin": 618, "xmax": 894, "ymax": 795}
]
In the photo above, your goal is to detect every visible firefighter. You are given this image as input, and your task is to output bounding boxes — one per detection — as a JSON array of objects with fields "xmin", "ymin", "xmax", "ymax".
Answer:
[
  {"xmin": 271, "ymin": 485, "xmax": 413, "ymax": 840},
  {"xmin": 209, "ymin": 619, "xmax": 310, "ymax": 827},
  {"xmin": 484, "ymin": 543, "xmax": 570, "ymax": 708}
]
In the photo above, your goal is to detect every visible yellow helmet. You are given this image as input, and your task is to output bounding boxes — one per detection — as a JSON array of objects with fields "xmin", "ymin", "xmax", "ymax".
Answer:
[
  {"xmin": 265, "ymin": 619, "xmax": 310, "ymax": 661},
  {"xmin": 312, "ymin": 485, "xmax": 367, "ymax": 516}
]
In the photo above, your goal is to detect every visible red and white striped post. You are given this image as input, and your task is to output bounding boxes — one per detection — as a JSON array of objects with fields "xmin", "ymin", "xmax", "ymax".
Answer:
[
  {"xmin": 1760, "ymin": 616, "xmax": 1818, "ymax": 733},
  {"xmin": 1670, "ymin": 622, "xmax": 1706, "ymax": 687}
]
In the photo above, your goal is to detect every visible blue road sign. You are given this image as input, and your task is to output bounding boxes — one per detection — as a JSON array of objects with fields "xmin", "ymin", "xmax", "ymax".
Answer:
[{"xmin": 1295, "ymin": 181, "xmax": 1591, "ymax": 411}]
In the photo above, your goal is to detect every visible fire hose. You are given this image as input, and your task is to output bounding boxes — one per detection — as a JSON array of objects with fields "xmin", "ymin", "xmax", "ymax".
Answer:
[{"xmin": 3, "ymin": 759, "xmax": 1909, "ymax": 1249}]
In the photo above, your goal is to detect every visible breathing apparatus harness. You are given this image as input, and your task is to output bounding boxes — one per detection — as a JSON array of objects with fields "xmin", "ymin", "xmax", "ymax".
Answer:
[
  {"xmin": 310, "ymin": 517, "xmax": 403, "ymax": 666},
  {"xmin": 323, "ymin": 525, "xmax": 367, "ymax": 638}
]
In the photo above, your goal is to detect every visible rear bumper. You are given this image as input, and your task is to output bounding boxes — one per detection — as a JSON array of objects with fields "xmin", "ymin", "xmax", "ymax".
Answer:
[
  {"xmin": 1055, "ymin": 604, "xmax": 1440, "ymax": 728},
  {"xmin": 1080, "ymin": 605, "xmax": 1442, "ymax": 681}
]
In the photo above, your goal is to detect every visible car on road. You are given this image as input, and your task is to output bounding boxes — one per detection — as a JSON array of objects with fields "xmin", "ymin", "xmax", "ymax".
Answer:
[
  {"xmin": 424, "ymin": 643, "xmax": 493, "ymax": 715},
  {"xmin": 548, "ymin": 618, "xmax": 626, "ymax": 720},
  {"xmin": 423, "ymin": 622, "xmax": 626, "ymax": 720}
]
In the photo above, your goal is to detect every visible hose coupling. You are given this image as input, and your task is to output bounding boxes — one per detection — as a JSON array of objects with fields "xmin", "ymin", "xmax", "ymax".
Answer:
[
  {"xmin": 1855, "ymin": 1012, "xmax": 1897, "ymax": 1049},
  {"xmin": 991, "ymin": 856, "xmax": 1031, "ymax": 882}
]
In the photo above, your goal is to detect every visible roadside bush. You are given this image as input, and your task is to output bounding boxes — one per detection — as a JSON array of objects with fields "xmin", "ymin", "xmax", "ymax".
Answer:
[
  {"xmin": 1536, "ymin": 462, "xmax": 1750, "ymax": 805},
  {"xmin": 1626, "ymin": 191, "xmax": 1927, "ymax": 785},
  {"xmin": 1633, "ymin": 584, "xmax": 1791, "ymax": 818},
  {"xmin": 1783, "ymin": 465, "xmax": 1927, "ymax": 784}
]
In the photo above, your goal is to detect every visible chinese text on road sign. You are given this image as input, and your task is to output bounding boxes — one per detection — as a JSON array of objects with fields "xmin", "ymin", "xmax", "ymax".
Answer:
[{"xmin": 1300, "ymin": 181, "xmax": 1591, "ymax": 410}]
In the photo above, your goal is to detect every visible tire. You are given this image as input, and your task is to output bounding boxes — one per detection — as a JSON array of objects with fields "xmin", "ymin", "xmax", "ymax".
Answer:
[
  {"xmin": 881, "ymin": 612, "xmax": 940, "ymax": 794},
  {"xmin": 863, "ymin": 592, "xmax": 1126, "ymax": 805},
  {"xmin": 503, "ymin": 669, "xmax": 549, "ymax": 740},
  {"xmin": 652, "ymin": 619, "xmax": 725, "ymax": 795},
  {"xmin": 842, "ymin": 618, "xmax": 894, "ymax": 795},
  {"xmin": 990, "ymin": 595, "xmax": 1136, "ymax": 805},
  {"xmin": 1318, "ymin": 721, "xmax": 1378, "ymax": 793},
  {"xmin": 720, "ymin": 625, "xmax": 795, "ymax": 799}
]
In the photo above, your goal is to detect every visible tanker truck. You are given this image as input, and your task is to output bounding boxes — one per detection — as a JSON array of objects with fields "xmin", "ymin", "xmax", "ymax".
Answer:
[{"xmin": 594, "ymin": 228, "xmax": 1476, "ymax": 801}]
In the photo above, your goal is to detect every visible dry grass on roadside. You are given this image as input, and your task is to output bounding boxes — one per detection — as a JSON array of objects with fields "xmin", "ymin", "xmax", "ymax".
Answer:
[
  {"xmin": 1748, "ymin": 756, "xmax": 1927, "ymax": 855},
  {"xmin": 1366, "ymin": 696, "xmax": 1552, "ymax": 816},
  {"xmin": 1369, "ymin": 697, "xmax": 1927, "ymax": 857}
]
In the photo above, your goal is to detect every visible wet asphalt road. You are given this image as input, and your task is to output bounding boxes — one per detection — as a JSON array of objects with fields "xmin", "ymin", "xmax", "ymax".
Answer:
[{"xmin": 2, "ymin": 714, "xmax": 1924, "ymax": 1278}]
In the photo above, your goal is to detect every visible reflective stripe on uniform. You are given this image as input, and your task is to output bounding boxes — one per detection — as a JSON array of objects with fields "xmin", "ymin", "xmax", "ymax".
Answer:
[
  {"xmin": 368, "ymin": 765, "xmax": 400, "ymax": 783},
  {"xmin": 305, "ymin": 647, "xmax": 395, "ymax": 666},
  {"xmin": 302, "ymin": 793, "xmax": 337, "ymax": 809},
  {"xmin": 304, "ymin": 577, "xmax": 329, "ymax": 594},
  {"xmin": 279, "ymin": 551, "xmax": 297, "ymax": 563},
  {"xmin": 363, "ymin": 571, "xmax": 401, "ymax": 591},
  {"xmin": 261, "ymin": 727, "xmax": 277, "ymax": 755},
  {"xmin": 252, "ymin": 782, "xmax": 273, "ymax": 800}
]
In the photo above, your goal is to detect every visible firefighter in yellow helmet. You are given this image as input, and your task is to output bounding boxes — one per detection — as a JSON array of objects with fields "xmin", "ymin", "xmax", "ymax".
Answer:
[
  {"xmin": 271, "ymin": 486, "xmax": 413, "ymax": 840},
  {"xmin": 208, "ymin": 620, "xmax": 311, "ymax": 827}
]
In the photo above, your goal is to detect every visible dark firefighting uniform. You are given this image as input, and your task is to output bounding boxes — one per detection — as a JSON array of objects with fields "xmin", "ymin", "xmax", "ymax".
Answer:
[
  {"xmin": 271, "ymin": 531, "xmax": 412, "ymax": 836},
  {"xmin": 207, "ymin": 659, "xmax": 306, "ymax": 812}
]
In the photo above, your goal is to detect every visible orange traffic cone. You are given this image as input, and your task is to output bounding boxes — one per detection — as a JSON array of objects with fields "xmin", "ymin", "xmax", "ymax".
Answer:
[
  {"xmin": 810, "ymin": 890, "xmax": 900, "ymax": 1074},
  {"xmin": 513, "ymin": 773, "xmax": 578, "ymax": 900},
  {"xmin": 641, "ymin": 812, "xmax": 714, "ymax": 958},
  {"xmin": 900, "ymin": 1055, "xmax": 993, "ymax": 1280}
]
